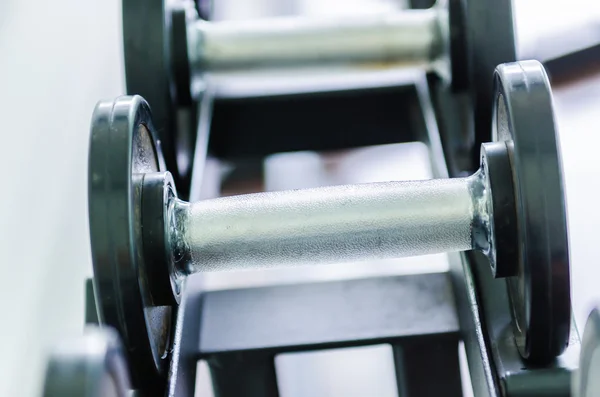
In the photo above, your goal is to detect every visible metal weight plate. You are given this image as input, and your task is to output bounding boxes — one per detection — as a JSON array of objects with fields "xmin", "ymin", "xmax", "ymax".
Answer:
[
  {"xmin": 42, "ymin": 327, "xmax": 132, "ymax": 397},
  {"xmin": 467, "ymin": 0, "xmax": 517, "ymax": 169},
  {"xmin": 88, "ymin": 96, "xmax": 172, "ymax": 389},
  {"xmin": 492, "ymin": 60, "xmax": 571, "ymax": 363},
  {"xmin": 122, "ymin": 0, "xmax": 195, "ymax": 187}
]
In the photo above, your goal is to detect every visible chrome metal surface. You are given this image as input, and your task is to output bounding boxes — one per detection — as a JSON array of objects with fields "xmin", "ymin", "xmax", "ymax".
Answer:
[
  {"xmin": 187, "ymin": 9, "xmax": 444, "ymax": 73},
  {"xmin": 170, "ymin": 175, "xmax": 490, "ymax": 273}
]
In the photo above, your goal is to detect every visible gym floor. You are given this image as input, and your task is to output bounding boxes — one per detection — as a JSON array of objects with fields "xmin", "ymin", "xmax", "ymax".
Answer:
[{"xmin": 0, "ymin": 0, "xmax": 599, "ymax": 396}]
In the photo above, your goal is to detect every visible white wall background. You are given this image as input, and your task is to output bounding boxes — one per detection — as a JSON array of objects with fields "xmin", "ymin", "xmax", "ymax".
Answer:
[
  {"xmin": 0, "ymin": 1, "xmax": 123, "ymax": 396},
  {"xmin": 1, "ymin": 1, "xmax": 600, "ymax": 396}
]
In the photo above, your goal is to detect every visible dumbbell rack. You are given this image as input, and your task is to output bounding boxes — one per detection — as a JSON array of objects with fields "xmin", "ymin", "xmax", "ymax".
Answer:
[
  {"xmin": 42, "ymin": 1, "xmax": 584, "ymax": 396},
  {"xmin": 74, "ymin": 70, "xmax": 578, "ymax": 397}
]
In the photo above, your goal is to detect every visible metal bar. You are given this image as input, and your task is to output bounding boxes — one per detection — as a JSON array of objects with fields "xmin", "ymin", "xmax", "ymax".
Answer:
[
  {"xmin": 188, "ymin": 9, "xmax": 443, "ymax": 72},
  {"xmin": 166, "ymin": 277, "xmax": 204, "ymax": 397},
  {"xmin": 447, "ymin": 252, "xmax": 499, "ymax": 397},
  {"xmin": 196, "ymin": 273, "xmax": 459, "ymax": 354},
  {"xmin": 170, "ymin": 176, "xmax": 479, "ymax": 274},
  {"xmin": 192, "ymin": 273, "xmax": 460, "ymax": 397},
  {"xmin": 188, "ymin": 86, "xmax": 215, "ymax": 201}
]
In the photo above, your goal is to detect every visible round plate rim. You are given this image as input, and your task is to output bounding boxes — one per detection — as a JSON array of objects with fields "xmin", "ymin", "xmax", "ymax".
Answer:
[
  {"xmin": 88, "ymin": 95, "xmax": 170, "ymax": 386},
  {"xmin": 492, "ymin": 60, "xmax": 571, "ymax": 362},
  {"xmin": 122, "ymin": 0, "xmax": 179, "ymax": 177}
]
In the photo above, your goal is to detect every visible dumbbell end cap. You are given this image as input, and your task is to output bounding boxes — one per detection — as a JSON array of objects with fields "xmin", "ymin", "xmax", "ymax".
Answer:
[
  {"xmin": 480, "ymin": 141, "xmax": 519, "ymax": 278},
  {"xmin": 141, "ymin": 171, "xmax": 183, "ymax": 306}
]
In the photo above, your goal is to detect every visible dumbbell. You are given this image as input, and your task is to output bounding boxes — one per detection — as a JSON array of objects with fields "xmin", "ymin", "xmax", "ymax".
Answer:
[
  {"xmin": 170, "ymin": 0, "xmax": 515, "ymax": 97},
  {"xmin": 89, "ymin": 60, "xmax": 569, "ymax": 387},
  {"xmin": 123, "ymin": 0, "xmax": 516, "ymax": 185}
]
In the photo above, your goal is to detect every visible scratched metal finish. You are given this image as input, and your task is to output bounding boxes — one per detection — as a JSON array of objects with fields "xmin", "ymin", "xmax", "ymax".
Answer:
[{"xmin": 172, "ymin": 178, "xmax": 475, "ymax": 273}]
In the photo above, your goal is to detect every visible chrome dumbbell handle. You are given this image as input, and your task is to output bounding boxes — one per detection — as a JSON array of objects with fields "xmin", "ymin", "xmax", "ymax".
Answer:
[
  {"xmin": 143, "ymin": 139, "xmax": 512, "ymax": 292},
  {"xmin": 171, "ymin": 173, "xmax": 483, "ymax": 274},
  {"xmin": 187, "ymin": 8, "xmax": 446, "ymax": 73}
]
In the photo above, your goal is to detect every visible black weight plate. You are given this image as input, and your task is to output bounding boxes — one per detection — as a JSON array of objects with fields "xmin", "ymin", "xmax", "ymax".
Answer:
[
  {"xmin": 492, "ymin": 60, "xmax": 571, "ymax": 363},
  {"xmin": 123, "ymin": 0, "xmax": 193, "ymax": 185},
  {"xmin": 467, "ymin": 0, "xmax": 517, "ymax": 169},
  {"xmin": 88, "ymin": 96, "xmax": 172, "ymax": 389},
  {"xmin": 123, "ymin": 0, "xmax": 198, "ymax": 193}
]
